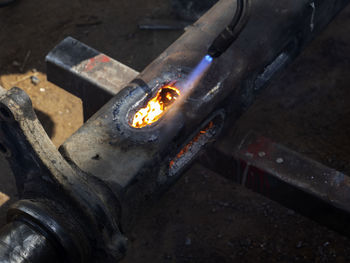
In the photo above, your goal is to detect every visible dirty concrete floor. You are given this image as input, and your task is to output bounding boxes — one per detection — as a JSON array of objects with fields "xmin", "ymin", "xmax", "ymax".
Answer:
[{"xmin": 1, "ymin": 0, "xmax": 350, "ymax": 262}]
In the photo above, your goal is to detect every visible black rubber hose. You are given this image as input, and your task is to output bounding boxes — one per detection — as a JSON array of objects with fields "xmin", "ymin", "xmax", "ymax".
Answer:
[
  {"xmin": 0, "ymin": 0, "xmax": 16, "ymax": 8},
  {"xmin": 228, "ymin": 0, "xmax": 244, "ymax": 31},
  {"xmin": 208, "ymin": 0, "xmax": 250, "ymax": 58}
]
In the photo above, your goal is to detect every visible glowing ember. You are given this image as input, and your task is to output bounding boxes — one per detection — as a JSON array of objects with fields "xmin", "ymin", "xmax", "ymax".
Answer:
[
  {"xmin": 170, "ymin": 121, "xmax": 214, "ymax": 168},
  {"xmin": 131, "ymin": 85, "xmax": 180, "ymax": 128}
]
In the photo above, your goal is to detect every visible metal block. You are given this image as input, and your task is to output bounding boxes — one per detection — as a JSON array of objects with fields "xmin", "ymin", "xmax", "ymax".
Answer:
[{"xmin": 46, "ymin": 37, "xmax": 139, "ymax": 120}]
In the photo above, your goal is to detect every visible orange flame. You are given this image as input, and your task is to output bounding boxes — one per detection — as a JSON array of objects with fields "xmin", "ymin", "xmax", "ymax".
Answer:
[{"xmin": 131, "ymin": 85, "xmax": 180, "ymax": 128}]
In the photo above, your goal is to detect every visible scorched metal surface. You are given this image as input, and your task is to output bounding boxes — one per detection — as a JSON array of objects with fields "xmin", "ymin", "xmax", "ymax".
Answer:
[{"xmin": 0, "ymin": 0, "xmax": 349, "ymax": 262}]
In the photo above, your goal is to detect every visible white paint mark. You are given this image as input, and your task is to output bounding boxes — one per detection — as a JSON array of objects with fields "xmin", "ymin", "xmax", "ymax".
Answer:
[{"xmin": 276, "ymin": 157, "xmax": 284, "ymax": 164}]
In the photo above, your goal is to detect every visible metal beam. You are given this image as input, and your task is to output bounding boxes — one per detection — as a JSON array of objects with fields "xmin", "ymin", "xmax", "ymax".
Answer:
[
  {"xmin": 46, "ymin": 37, "xmax": 139, "ymax": 120},
  {"xmin": 200, "ymin": 132, "xmax": 350, "ymax": 236}
]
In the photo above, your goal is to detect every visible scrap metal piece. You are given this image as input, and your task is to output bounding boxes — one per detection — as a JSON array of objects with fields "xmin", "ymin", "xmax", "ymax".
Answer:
[
  {"xmin": 0, "ymin": 88, "xmax": 126, "ymax": 262},
  {"xmin": 46, "ymin": 37, "xmax": 139, "ymax": 120},
  {"xmin": 200, "ymin": 132, "xmax": 350, "ymax": 236}
]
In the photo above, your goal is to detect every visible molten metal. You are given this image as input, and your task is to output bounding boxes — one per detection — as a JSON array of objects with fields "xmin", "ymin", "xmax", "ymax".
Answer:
[
  {"xmin": 169, "ymin": 121, "xmax": 214, "ymax": 168},
  {"xmin": 131, "ymin": 85, "xmax": 180, "ymax": 128}
]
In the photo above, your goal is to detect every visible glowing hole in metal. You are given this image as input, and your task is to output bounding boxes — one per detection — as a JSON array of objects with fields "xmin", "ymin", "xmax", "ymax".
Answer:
[
  {"xmin": 131, "ymin": 85, "xmax": 180, "ymax": 128},
  {"xmin": 169, "ymin": 120, "xmax": 217, "ymax": 177}
]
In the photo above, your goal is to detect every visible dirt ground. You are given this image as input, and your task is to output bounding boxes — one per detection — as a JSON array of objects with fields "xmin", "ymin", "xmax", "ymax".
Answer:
[{"xmin": 1, "ymin": 0, "xmax": 350, "ymax": 262}]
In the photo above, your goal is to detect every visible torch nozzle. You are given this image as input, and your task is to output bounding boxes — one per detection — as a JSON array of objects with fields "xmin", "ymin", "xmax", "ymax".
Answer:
[{"xmin": 208, "ymin": 0, "xmax": 250, "ymax": 58}]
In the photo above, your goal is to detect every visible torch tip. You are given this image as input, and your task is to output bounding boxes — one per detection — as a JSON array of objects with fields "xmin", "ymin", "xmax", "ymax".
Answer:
[{"xmin": 205, "ymin": 54, "xmax": 213, "ymax": 63}]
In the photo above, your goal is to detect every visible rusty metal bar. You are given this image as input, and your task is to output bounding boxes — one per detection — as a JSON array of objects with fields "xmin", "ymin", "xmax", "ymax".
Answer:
[
  {"xmin": 200, "ymin": 132, "xmax": 350, "ymax": 235},
  {"xmin": 46, "ymin": 37, "xmax": 139, "ymax": 120},
  {"xmin": 59, "ymin": 0, "xmax": 349, "ymax": 231}
]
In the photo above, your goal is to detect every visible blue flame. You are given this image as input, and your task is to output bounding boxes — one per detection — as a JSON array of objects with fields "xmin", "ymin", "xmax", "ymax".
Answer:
[
  {"xmin": 181, "ymin": 54, "xmax": 213, "ymax": 92},
  {"xmin": 205, "ymin": 54, "xmax": 213, "ymax": 63}
]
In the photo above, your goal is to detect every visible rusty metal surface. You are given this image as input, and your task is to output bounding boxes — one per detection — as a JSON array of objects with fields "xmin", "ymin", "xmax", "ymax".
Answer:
[
  {"xmin": 236, "ymin": 133, "xmax": 350, "ymax": 211},
  {"xmin": 59, "ymin": 0, "xmax": 349, "ymax": 232},
  {"xmin": 200, "ymin": 132, "xmax": 350, "ymax": 236},
  {"xmin": 0, "ymin": 0, "xmax": 350, "ymax": 262},
  {"xmin": 46, "ymin": 37, "xmax": 139, "ymax": 120},
  {"xmin": 0, "ymin": 88, "xmax": 126, "ymax": 262}
]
